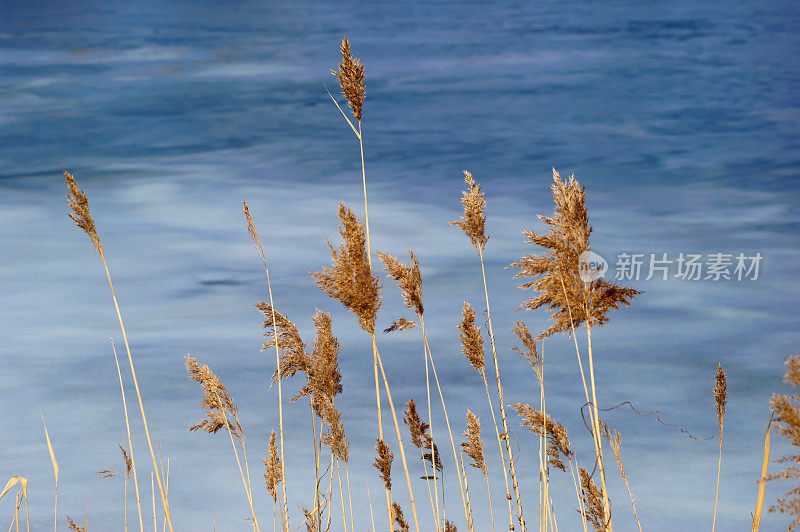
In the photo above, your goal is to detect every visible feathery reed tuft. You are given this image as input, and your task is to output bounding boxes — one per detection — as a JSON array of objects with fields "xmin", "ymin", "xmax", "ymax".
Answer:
[
  {"xmin": 332, "ymin": 37, "xmax": 365, "ymax": 122},
  {"xmin": 64, "ymin": 170, "xmax": 103, "ymax": 256},
  {"xmin": 119, "ymin": 445, "xmax": 132, "ymax": 480},
  {"xmin": 311, "ymin": 203, "xmax": 382, "ymax": 334},
  {"xmin": 384, "ymin": 318, "xmax": 417, "ymax": 333},
  {"xmin": 510, "ymin": 168, "xmax": 641, "ymax": 339},
  {"xmin": 392, "ymin": 502, "xmax": 410, "ymax": 532},
  {"xmin": 714, "ymin": 364, "xmax": 728, "ymax": 434},
  {"xmin": 767, "ymin": 355, "xmax": 800, "ymax": 527},
  {"xmin": 185, "ymin": 355, "xmax": 242, "ymax": 439},
  {"xmin": 458, "ymin": 302, "xmax": 485, "ymax": 374},
  {"xmin": 444, "ymin": 520, "xmax": 457, "ymax": 532},
  {"xmin": 511, "ymin": 403, "xmax": 572, "ymax": 472},
  {"xmin": 374, "ymin": 438, "xmax": 394, "ymax": 491},
  {"xmin": 377, "ymin": 250, "xmax": 424, "ymax": 317},
  {"xmin": 461, "ymin": 410, "xmax": 486, "ymax": 475},
  {"xmin": 264, "ymin": 431, "xmax": 282, "ymax": 503},
  {"xmin": 66, "ymin": 517, "xmax": 87, "ymax": 532},
  {"xmin": 258, "ymin": 302, "xmax": 309, "ymax": 384},
  {"xmin": 403, "ymin": 399, "xmax": 441, "ymax": 475},
  {"xmin": 579, "ymin": 467, "xmax": 607, "ymax": 532},
  {"xmin": 510, "ymin": 321, "xmax": 540, "ymax": 379},
  {"xmin": 449, "ymin": 171, "xmax": 488, "ymax": 253}
]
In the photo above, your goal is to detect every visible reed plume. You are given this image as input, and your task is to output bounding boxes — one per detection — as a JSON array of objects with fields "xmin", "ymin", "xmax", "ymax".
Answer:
[
  {"xmin": 767, "ymin": 355, "xmax": 800, "ymax": 529},
  {"xmin": 185, "ymin": 355, "xmax": 259, "ymax": 531},
  {"xmin": 712, "ymin": 363, "xmax": 727, "ymax": 532},
  {"xmin": 265, "ymin": 431, "xmax": 282, "ymax": 503},
  {"xmin": 461, "ymin": 411, "xmax": 486, "ymax": 475},
  {"xmin": 374, "ymin": 438, "xmax": 394, "ymax": 492},
  {"xmin": 403, "ymin": 399, "xmax": 443, "ymax": 475},
  {"xmin": 64, "ymin": 170, "xmax": 172, "ymax": 531},
  {"xmin": 459, "ymin": 303, "xmax": 485, "ymax": 375},
  {"xmin": 602, "ymin": 427, "xmax": 641, "ymax": 532},
  {"xmin": 511, "ymin": 403, "xmax": 572, "ymax": 473},
  {"xmin": 311, "ymin": 203, "xmax": 381, "ymax": 335},
  {"xmin": 393, "ymin": 502, "xmax": 410, "ymax": 532},
  {"xmin": 509, "ymin": 169, "xmax": 641, "ymax": 339},
  {"xmin": 377, "ymin": 250, "xmax": 423, "ymax": 317},
  {"xmin": 452, "ymin": 170, "xmax": 523, "ymax": 530},
  {"xmin": 444, "ymin": 520, "xmax": 457, "ymax": 532},
  {"xmin": 384, "ymin": 318, "xmax": 417, "ymax": 333},
  {"xmin": 462, "ymin": 410, "xmax": 495, "ymax": 531},
  {"xmin": 332, "ymin": 36, "xmax": 365, "ymax": 123},
  {"xmin": 579, "ymin": 468, "xmax": 608, "ymax": 532},
  {"xmin": 66, "ymin": 517, "xmax": 87, "ymax": 532},
  {"xmin": 449, "ymin": 171, "xmax": 488, "ymax": 253}
]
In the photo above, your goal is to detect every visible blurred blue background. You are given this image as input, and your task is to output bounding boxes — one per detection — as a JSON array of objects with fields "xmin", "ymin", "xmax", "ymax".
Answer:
[{"xmin": 1, "ymin": 1, "xmax": 799, "ymax": 530}]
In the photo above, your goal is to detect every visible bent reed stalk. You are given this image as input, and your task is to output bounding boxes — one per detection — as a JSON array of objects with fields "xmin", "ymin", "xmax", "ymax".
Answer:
[{"xmin": 64, "ymin": 170, "xmax": 173, "ymax": 532}]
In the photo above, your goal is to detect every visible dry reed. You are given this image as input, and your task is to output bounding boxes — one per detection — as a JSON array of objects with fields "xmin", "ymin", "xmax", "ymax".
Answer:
[
  {"xmin": 64, "ymin": 170, "xmax": 172, "ymax": 532},
  {"xmin": 452, "ymin": 171, "xmax": 522, "ymax": 531},
  {"xmin": 712, "ymin": 364, "xmax": 728, "ymax": 532}
]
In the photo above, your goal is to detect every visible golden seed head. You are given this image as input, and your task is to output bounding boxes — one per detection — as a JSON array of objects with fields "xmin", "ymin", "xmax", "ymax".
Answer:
[
  {"xmin": 458, "ymin": 302, "xmax": 485, "ymax": 374},
  {"xmin": 461, "ymin": 410, "xmax": 486, "ymax": 475},
  {"xmin": 377, "ymin": 249, "xmax": 424, "ymax": 317},
  {"xmin": 185, "ymin": 355, "xmax": 243, "ymax": 440},
  {"xmin": 264, "ymin": 430, "xmax": 282, "ymax": 502},
  {"xmin": 383, "ymin": 317, "xmax": 417, "ymax": 334},
  {"xmin": 579, "ymin": 467, "xmax": 608, "ymax": 531},
  {"xmin": 450, "ymin": 170, "xmax": 488, "ymax": 252},
  {"xmin": 509, "ymin": 168, "xmax": 641, "ymax": 340},
  {"xmin": 332, "ymin": 36, "xmax": 365, "ymax": 122},
  {"xmin": 373, "ymin": 438, "xmax": 394, "ymax": 491},
  {"xmin": 311, "ymin": 203, "xmax": 382, "ymax": 334},
  {"xmin": 714, "ymin": 363, "xmax": 728, "ymax": 433},
  {"xmin": 64, "ymin": 169, "xmax": 103, "ymax": 257},
  {"xmin": 510, "ymin": 320, "xmax": 540, "ymax": 380}
]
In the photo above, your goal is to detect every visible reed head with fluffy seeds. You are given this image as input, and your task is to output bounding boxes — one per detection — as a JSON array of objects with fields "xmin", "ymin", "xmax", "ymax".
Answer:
[
  {"xmin": 714, "ymin": 363, "xmax": 727, "ymax": 435},
  {"xmin": 403, "ymin": 399, "xmax": 429, "ymax": 450},
  {"xmin": 119, "ymin": 444, "xmax": 132, "ymax": 480},
  {"xmin": 510, "ymin": 320, "xmax": 541, "ymax": 381},
  {"xmin": 378, "ymin": 249, "xmax": 424, "ymax": 317},
  {"xmin": 258, "ymin": 303, "xmax": 309, "ymax": 386},
  {"xmin": 579, "ymin": 467, "xmax": 608, "ymax": 532},
  {"xmin": 450, "ymin": 170, "xmax": 488, "ymax": 253},
  {"xmin": 510, "ymin": 168, "xmax": 641, "ymax": 340},
  {"xmin": 392, "ymin": 502, "xmax": 410, "ymax": 532},
  {"xmin": 311, "ymin": 203, "xmax": 382, "ymax": 334},
  {"xmin": 264, "ymin": 430, "xmax": 282, "ymax": 503},
  {"xmin": 64, "ymin": 169, "xmax": 103, "ymax": 257},
  {"xmin": 185, "ymin": 355, "xmax": 243, "ymax": 440},
  {"xmin": 373, "ymin": 438, "xmax": 394, "ymax": 491},
  {"xmin": 384, "ymin": 317, "xmax": 417, "ymax": 333},
  {"xmin": 332, "ymin": 36, "xmax": 365, "ymax": 122},
  {"xmin": 458, "ymin": 302, "xmax": 485, "ymax": 375},
  {"xmin": 461, "ymin": 410, "xmax": 486, "ymax": 475},
  {"xmin": 511, "ymin": 403, "xmax": 572, "ymax": 472}
]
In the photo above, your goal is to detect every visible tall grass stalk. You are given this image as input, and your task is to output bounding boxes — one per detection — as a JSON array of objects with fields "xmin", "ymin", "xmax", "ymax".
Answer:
[
  {"xmin": 243, "ymin": 202, "xmax": 289, "ymax": 530},
  {"xmin": 111, "ymin": 341, "xmax": 145, "ymax": 532},
  {"xmin": 478, "ymin": 248, "xmax": 526, "ymax": 531}
]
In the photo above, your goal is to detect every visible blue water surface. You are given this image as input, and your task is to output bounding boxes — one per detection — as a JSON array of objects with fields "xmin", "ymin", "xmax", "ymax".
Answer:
[{"xmin": 1, "ymin": 1, "xmax": 799, "ymax": 530}]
